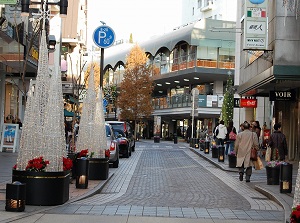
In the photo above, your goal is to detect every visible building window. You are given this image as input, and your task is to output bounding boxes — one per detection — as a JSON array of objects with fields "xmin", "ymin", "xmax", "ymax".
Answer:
[
  {"xmin": 198, "ymin": 0, "xmax": 202, "ymax": 8},
  {"xmin": 192, "ymin": 7, "xmax": 194, "ymax": 15}
]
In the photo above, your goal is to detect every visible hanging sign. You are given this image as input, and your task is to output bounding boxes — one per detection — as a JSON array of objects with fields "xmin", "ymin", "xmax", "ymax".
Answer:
[
  {"xmin": 240, "ymin": 99, "xmax": 257, "ymax": 108},
  {"xmin": 243, "ymin": 0, "xmax": 268, "ymax": 50},
  {"xmin": 269, "ymin": 90, "xmax": 296, "ymax": 101}
]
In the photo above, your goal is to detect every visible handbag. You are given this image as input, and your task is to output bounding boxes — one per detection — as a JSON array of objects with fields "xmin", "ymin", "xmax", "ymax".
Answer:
[
  {"xmin": 265, "ymin": 145, "xmax": 271, "ymax": 162},
  {"xmin": 250, "ymin": 133, "xmax": 258, "ymax": 161},
  {"xmin": 229, "ymin": 128, "xmax": 236, "ymax": 140},
  {"xmin": 250, "ymin": 147, "xmax": 258, "ymax": 161}
]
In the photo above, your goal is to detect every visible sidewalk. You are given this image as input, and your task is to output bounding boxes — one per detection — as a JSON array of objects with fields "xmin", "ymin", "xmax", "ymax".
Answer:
[
  {"xmin": 0, "ymin": 151, "xmax": 116, "ymax": 223},
  {"xmin": 0, "ymin": 141, "xmax": 297, "ymax": 223},
  {"xmin": 185, "ymin": 142, "xmax": 297, "ymax": 223}
]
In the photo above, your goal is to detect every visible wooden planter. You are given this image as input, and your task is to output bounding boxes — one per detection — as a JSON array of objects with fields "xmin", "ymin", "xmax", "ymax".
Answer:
[
  {"xmin": 12, "ymin": 170, "xmax": 70, "ymax": 206},
  {"xmin": 88, "ymin": 158, "xmax": 109, "ymax": 180}
]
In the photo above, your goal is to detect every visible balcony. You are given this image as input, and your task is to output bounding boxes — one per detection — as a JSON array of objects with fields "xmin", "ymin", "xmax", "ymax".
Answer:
[{"xmin": 200, "ymin": 1, "xmax": 213, "ymax": 12}]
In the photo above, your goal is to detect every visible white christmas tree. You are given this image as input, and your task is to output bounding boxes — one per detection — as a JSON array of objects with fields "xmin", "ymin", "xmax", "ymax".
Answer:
[
  {"xmin": 93, "ymin": 86, "xmax": 107, "ymax": 158},
  {"xmin": 16, "ymin": 14, "xmax": 66, "ymax": 171},
  {"xmin": 293, "ymin": 162, "xmax": 300, "ymax": 207},
  {"xmin": 16, "ymin": 80, "xmax": 35, "ymax": 170},
  {"xmin": 76, "ymin": 66, "xmax": 97, "ymax": 155},
  {"xmin": 43, "ymin": 67, "xmax": 66, "ymax": 171}
]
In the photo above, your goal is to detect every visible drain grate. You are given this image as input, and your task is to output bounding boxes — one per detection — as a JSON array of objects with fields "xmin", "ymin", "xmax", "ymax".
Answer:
[{"xmin": 251, "ymin": 197, "xmax": 268, "ymax": 200}]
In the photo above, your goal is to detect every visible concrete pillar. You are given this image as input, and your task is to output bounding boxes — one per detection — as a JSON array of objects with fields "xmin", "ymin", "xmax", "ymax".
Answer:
[
  {"xmin": 213, "ymin": 80, "xmax": 223, "ymax": 95},
  {"xmin": 0, "ymin": 73, "xmax": 5, "ymax": 131}
]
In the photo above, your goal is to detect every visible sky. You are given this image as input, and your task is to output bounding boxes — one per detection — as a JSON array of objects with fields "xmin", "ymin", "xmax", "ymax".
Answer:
[{"xmin": 87, "ymin": 0, "xmax": 182, "ymax": 50}]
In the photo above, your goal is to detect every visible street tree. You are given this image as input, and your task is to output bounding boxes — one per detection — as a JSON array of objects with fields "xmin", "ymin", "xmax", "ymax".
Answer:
[
  {"xmin": 117, "ymin": 44, "xmax": 154, "ymax": 138},
  {"xmin": 221, "ymin": 73, "xmax": 234, "ymax": 126}
]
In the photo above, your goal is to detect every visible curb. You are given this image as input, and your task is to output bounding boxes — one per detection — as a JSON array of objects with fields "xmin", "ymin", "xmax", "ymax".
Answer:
[
  {"xmin": 189, "ymin": 146, "xmax": 291, "ymax": 222},
  {"xmin": 0, "ymin": 173, "xmax": 114, "ymax": 223}
]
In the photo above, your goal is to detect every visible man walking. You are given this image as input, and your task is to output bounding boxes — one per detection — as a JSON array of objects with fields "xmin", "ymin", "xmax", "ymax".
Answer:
[{"xmin": 234, "ymin": 122, "xmax": 259, "ymax": 182}]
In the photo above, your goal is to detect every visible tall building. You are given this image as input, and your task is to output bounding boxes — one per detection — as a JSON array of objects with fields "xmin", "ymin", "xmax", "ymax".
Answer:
[
  {"xmin": 236, "ymin": 0, "xmax": 300, "ymax": 160},
  {"xmin": 181, "ymin": 0, "xmax": 238, "ymax": 24},
  {"xmin": 0, "ymin": 0, "xmax": 87, "ymax": 144}
]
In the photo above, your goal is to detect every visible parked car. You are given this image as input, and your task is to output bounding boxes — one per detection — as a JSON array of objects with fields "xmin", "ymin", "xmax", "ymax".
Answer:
[
  {"xmin": 106, "ymin": 121, "xmax": 135, "ymax": 152},
  {"xmin": 113, "ymin": 129, "xmax": 131, "ymax": 158},
  {"xmin": 105, "ymin": 123, "xmax": 119, "ymax": 168}
]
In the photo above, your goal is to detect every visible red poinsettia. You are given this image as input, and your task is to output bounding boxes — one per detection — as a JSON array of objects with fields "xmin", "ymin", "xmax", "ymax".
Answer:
[
  {"xmin": 291, "ymin": 204, "xmax": 300, "ymax": 223},
  {"xmin": 12, "ymin": 164, "xmax": 17, "ymax": 170},
  {"xmin": 26, "ymin": 157, "xmax": 50, "ymax": 172},
  {"xmin": 105, "ymin": 149, "xmax": 110, "ymax": 158},
  {"xmin": 63, "ymin": 157, "xmax": 73, "ymax": 171},
  {"xmin": 78, "ymin": 149, "xmax": 89, "ymax": 158}
]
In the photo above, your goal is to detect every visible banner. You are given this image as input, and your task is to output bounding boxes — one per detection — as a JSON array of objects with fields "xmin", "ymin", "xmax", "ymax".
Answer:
[
  {"xmin": 243, "ymin": 0, "xmax": 268, "ymax": 50},
  {"xmin": 240, "ymin": 99, "xmax": 257, "ymax": 108},
  {"xmin": 0, "ymin": 0, "xmax": 17, "ymax": 4}
]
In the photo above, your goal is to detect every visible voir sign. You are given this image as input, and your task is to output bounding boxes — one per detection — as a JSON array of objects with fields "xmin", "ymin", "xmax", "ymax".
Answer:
[{"xmin": 269, "ymin": 90, "xmax": 296, "ymax": 101}]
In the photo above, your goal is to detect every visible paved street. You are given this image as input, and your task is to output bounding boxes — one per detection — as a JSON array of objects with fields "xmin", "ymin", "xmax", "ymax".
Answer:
[{"xmin": 0, "ymin": 140, "xmax": 297, "ymax": 222}]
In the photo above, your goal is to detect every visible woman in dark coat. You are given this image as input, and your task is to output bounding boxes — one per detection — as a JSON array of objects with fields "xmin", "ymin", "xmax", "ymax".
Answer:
[{"xmin": 269, "ymin": 123, "xmax": 288, "ymax": 161}]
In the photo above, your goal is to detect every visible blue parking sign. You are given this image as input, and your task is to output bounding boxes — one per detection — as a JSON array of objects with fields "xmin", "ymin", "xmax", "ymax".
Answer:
[{"xmin": 93, "ymin": 25, "xmax": 115, "ymax": 48}]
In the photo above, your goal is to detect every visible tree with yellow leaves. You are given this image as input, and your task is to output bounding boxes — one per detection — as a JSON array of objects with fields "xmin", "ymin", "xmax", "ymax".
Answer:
[{"xmin": 117, "ymin": 44, "xmax": 154, "ymax": 137}]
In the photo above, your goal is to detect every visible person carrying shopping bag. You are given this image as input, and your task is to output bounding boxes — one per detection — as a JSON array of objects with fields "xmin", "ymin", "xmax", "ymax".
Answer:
[{"xmin": 234, "ymin": 122, "xmax": 259, "ymax": 182}]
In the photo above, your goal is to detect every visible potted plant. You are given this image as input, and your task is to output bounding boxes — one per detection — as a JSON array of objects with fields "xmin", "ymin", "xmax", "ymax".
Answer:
[
  {"xmin": 265, "ymin": 161, "xmax": 282, "ymax": 185},
  {"xmin": 12, "ymin": 156, "xmax": 71, "ymax": 206},
  {"xmin": 290, "ymin": 204, "xmax": 300, "ymax": 223},
  {"xmin": 228, "ymin": 151, "xmax": 237, "ymax": 168},
  {"xmin": 89, "ymin": 149, "xmax": 110, "ymax": 180}
]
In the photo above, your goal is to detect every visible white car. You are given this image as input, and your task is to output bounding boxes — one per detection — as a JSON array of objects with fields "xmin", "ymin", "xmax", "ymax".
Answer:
[{"xmin": 105, "ymin": 123, "xmax": 119, "ymax": 168}]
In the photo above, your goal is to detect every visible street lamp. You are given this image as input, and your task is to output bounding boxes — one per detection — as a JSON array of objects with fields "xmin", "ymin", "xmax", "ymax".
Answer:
[{"xmin": 21, "ymin": 0, "xmax": 68, "ymax": 18}]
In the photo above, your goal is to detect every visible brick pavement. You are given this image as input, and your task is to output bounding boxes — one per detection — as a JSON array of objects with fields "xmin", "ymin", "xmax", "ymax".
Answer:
[
  {"xmin": 0, "ymin": 140, "xmax": 295, "ymax": 222},
  {"xmin": 47, "ymin": 141, "xmax": 284, "ymax": 222}
]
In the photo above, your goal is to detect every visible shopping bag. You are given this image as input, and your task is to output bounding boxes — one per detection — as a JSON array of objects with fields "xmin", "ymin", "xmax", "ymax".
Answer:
[
  {"xmin": 254, "ymin": 156, "xmax": 264, "ymax": 170},
  {"xmin": 250, "ymin": 147, "xmax": 258, "ymax": 161},
  {"xmin": 265, "ymin": 145, "xmax": 271, "ymax": 162}
]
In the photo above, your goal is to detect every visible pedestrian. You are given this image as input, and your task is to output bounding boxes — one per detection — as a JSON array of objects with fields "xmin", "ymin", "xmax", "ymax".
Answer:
[
  {"xmin": 214, "ymin": 120, "xmax": 227, "ymax": 146},
  {"xmin": 234, "ymin": 122, "xmax": 259, "ymax": 182},
  {"xmin": 225, "ymin": 120, "xmax": 237, "ymax": 155},
  {"xmin": 238, "ymin": 123, "xmax": 244, "ymax": 133},
  {"xmin": 268, "ymin": 123, "xmax": 288, "ymax": 161},
  {"xmin": 186, "ymin": 124, "xmax": 192, "ymax": 143},
  {"xmin": 213, "ymin": 121, "xmax": 219, "ymax": 140},
  {"xmin": 251, "ymin": 120, "xmax": 261, "ymax": 142}
]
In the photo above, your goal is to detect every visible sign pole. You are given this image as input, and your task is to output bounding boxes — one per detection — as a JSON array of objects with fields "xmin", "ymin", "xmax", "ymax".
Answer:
[
  {"xmin": 100, "ymin": 48, "xmax": 104, "ymax": 87},
  {"xmin": 92, "ymin": 24, "xmax": 116, "ymax": 88}
]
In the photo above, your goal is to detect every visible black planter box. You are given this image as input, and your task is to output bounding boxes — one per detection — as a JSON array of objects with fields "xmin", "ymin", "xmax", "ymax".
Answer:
[
  {"xmin": 154, "ymin": 136, "xmax": 160, "ymax": 143},
  {"xmin": 212, "ymin": 146, "xmax": 218, "ymax": 158},
  {"xmin": 266, "ymin": 166, "xmax": 280, "ymax": 185},
  {"xmin": 12, "ymin": 170, "xmax": 70, "ymax": 206},
  {"xmin": 228, "ymin": 155, "xmax": 237, "ymax": 168},
  {"xmin": 88, "ymin": 158, "xmax": 109, "ymax": 180}
]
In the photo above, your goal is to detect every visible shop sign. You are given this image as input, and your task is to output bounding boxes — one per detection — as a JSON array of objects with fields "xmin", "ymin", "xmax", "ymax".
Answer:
[
  {"xmin": 240, "ymin": 99, "xmax": 257, "ymax": 108},
  {"xmin": 234, "ymin": 98, "xmax": 240, "ymax": 108},
  {"xmin": 0, "ymin": 0, "xmax": 17, "ymax": 4},
  {"xmin": 269, "ymin": 90, "xmax": 296, "ymax": 101}
]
